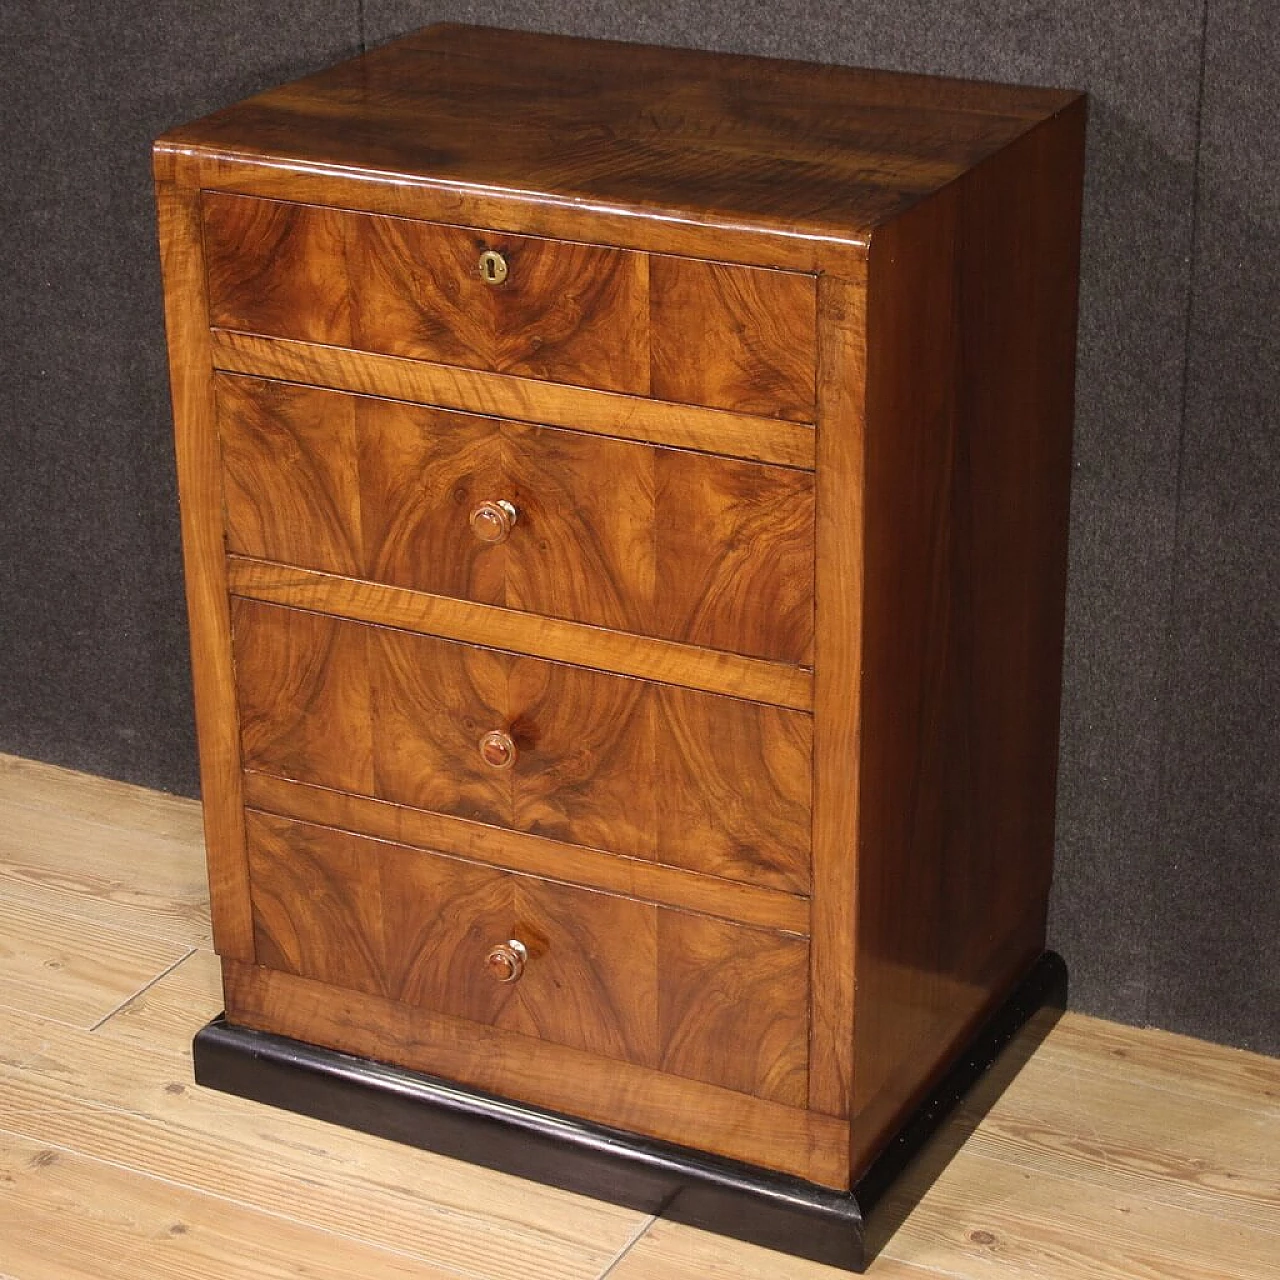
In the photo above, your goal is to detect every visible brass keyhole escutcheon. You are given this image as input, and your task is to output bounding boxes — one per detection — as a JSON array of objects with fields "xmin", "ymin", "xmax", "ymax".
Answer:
[{"xmin": 478, "ymin": 249, "xmax": 509, "ymax": 285}]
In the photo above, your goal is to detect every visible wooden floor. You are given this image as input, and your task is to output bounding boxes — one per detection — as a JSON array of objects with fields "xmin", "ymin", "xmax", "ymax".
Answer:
[{"xmin": 0, "ymin": 752, "xmax": 1276, "ymax": 1279}]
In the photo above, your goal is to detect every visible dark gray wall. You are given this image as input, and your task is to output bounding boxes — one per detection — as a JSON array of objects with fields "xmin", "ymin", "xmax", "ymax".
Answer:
[
  {"xmin": 2, "ymin": 3, "xmax": 359, "ymax": 789},
  {"xmin": 2, "ymin": 2, "xmax": 1275, "ymax": 1053}
]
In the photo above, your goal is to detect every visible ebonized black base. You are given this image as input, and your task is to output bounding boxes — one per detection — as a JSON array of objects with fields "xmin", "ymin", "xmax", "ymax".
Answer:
[{"xmin": 193, "ymin": 950, "xmax": 1067, "ymax": 1272}]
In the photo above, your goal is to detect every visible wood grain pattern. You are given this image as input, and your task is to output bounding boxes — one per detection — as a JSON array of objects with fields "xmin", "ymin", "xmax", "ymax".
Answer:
[
  {"xmin": 157, "ymin": 25, "xmax": 1080, "ymax": 247},
  {"xmin": 877, "ymin": 1144, "xmax": 1280, "ymax": 1280},
  {"xmin": 154, "ymin": 179, "xmax": 254, "ymax": 960},
  {"xmin": 656, "ymin": 909, "xmax": 809, "ymax": 1106},
  {"xmin": 205, "ymin": 193, "xmax": 820, "ymax": 421},
  {"xmin": 232, "ymin": 600, "xmax": 812, "ymax": 893},
  {"xmin": 651, "ymin": 256, "xmax": 816, "ymax": 422},
  {"xmin": 0, "ymin": 1002, "xmax": 639, "ymax": 1275},
  {"xmin": 950, "ymin": 1030, "xmax": 1280, "ymax": 1235},
  {"xmin": 1037, "ymin": 1013, "xmax": 1280, "ymax": 1109},
  {"xmin": 244, "ymin": 811, "xmax": 808, "ymax": 1104},
  {"xmin": 848, "ymin": 101, "xmax": 1086, "ymax": 1177},
  {"xmin": 0, "ymin": 750, "xmax": 204, "ymax": 840},
  {"xmin": 242, "ymin": 773, "xmax": 810, "ymax": 934},
  {"xmin": 223, "ymin": 959, "xmax": 847, "ymax": 1185},
  {"xmin": 807, "ymin": 270, "xmax": 868, "ymax": 1120},
  {"xmin": 218, "ymin": 376, "xmax": 366, "ymax": 577},
  {"xmin": 617, "ymin": 1123, "xmax": 1280, "ymax": 1280},
  {"xmin": 203, "ymin": 194, "xmax": 350, "ymax": 348},
  {"xmin": 227, "ymin": 557, "xmax": 815, "ymax": 711},
  {"xmin": 217, "ymin": 375, "xmax": 815, "ymax": 663},
  {"xmin": 204, "ymin": 192, "xmax": 650, "ymax": 395},
  {"xmin": 0, "ymin": 897, "xmax": 189, "ymax": 1030},
  {"xmin": 209, "ymin": 331, "xmax": 818, "ymax": 469},
  {"xmin": 231, "ymin": 600, "xmax": 376, "ymax": 799},
  {"xmin": 0, "ymin": 1132, "xmax": 461, "ymax": 1280},
  {"xmin": 0, "ymin": 753, "xmax": 210, "ymax": 947}
]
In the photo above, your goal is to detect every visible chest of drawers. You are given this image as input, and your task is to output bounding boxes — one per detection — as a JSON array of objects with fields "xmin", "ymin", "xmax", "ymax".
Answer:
[{"xmin": 155, "ymin": 24, "xmax": 1084, "ymax": 1270}]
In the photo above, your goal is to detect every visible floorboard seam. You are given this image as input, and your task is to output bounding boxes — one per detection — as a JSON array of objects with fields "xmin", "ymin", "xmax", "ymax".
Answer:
[
  {"xmin": 594, "ymin": 1213, "xmax": 658, "ymax": 1279},
  {"xmin": 88, "ymin": 948, "xmax": 198, "ymax": 1032}
]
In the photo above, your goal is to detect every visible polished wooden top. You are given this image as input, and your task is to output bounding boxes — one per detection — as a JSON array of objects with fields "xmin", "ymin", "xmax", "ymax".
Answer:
[{"xmin": 154, "ymin": 23, "xmax": 1082, "ymax": 243}]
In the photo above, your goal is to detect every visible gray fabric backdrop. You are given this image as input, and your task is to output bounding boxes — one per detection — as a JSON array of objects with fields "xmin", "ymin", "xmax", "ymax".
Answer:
[{"xmin": 2, "ymin": 2, "xmax": 1275, "ymax": 1053}]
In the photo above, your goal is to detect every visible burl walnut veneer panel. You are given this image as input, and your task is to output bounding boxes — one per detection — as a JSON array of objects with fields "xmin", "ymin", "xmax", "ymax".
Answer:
[
  {"xmin": 217, "ymin": 374, "xmax": 815, "ymax": 664},
  {"xmin": 204, "ymin": 192, "xmax": 650, "ymax": 397},
  {"xmin": 204, "ymin": 192, "xmax": 816, "ymax": 419},
  {"xmin": 231, "ymin": 598, "xmax": 813, "ymax": 894},
  {"xmin": 246, "ymin": 810, "xmax": 809, "ymax": 1106}
]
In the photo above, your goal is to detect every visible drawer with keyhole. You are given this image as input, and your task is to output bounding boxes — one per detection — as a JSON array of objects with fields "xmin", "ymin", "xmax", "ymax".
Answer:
[{"xmin": 201, "ymin": 191, "xmax": 817, "ymax": 418}]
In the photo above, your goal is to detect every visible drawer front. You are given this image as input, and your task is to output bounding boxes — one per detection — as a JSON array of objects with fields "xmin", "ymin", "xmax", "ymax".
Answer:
[
  {"xmin": 245, "ymin": 810, "xmax": 809, "ymax": 1106},
  {"xmin": 218, "ymin": 376, "xmax": 815, "ymax": 665},
  {"xmin": 649, "ymin": 254, "xmax": 817, "ymax": 423},
  {"xmin": 232, "ymin": 599, "xmax": 812, "ymax": 893},
  {"xmin": 202, "ymin": 194, "xmax": 817, "ymax": 419},
  {"xmin": 203, "ymin": 192, "xmax": 648, "ymax": 395}
]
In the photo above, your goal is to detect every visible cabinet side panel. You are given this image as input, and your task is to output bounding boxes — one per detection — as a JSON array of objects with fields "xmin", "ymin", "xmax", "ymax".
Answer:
[
  {"xmin": 850, "ymin": 101, "xmax": 1086, "ymax": 1175},
  {"xmin": 155, "ymin": 175, "xmax": 253, "ymax": 959},
  {"xmin": 808, "ymin": 270, "xmax": 868, "ymax": 1124}
]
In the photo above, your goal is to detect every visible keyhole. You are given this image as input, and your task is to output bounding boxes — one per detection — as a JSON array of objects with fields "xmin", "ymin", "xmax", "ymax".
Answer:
[{"xmin": 479, "ymin": 249, "xmax": 508, "ymax": 285}]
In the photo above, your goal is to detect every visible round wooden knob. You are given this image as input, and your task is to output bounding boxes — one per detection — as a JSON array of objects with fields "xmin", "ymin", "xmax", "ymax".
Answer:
[
  {"xmin": 485, "ymin": 939, "xmax": 527, "ymax": 983},
  {"xmin": 469, "ymin": 499, "xmax": 518, "ymax": 544},
  {"xmin": 478, "ymin": 729, "xmax": 517, "ymax": 770}
]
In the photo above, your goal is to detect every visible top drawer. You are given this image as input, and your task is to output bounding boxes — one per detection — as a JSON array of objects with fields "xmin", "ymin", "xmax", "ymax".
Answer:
[{"xmin": 201, "ymin": 193, "xmax": 817, "ymax": 421}]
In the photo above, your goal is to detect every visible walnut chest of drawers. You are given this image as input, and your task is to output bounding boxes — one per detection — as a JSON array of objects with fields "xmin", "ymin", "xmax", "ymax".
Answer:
[{"xmin": 154, "ymin": 24, "xmax": 1084, "ymax": 1270}]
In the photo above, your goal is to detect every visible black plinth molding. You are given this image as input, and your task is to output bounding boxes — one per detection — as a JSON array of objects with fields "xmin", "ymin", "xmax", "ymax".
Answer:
[{"xmin": 193, "ymin": 950, "xmax": 1067, "ymax": 1272}]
